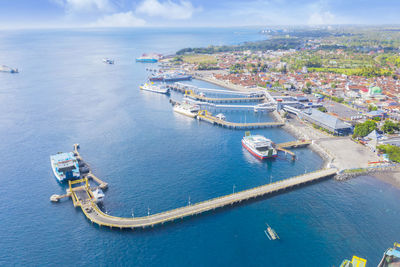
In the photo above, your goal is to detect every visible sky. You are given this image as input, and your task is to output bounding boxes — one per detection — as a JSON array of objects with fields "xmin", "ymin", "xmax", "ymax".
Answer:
[{"xmin": 0, "ymin": 0, "xmax": 400, "ymax": 29}]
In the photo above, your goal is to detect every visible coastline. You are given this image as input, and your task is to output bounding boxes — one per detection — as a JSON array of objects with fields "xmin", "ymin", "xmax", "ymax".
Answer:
[{"xmin": 193, "ymin": 73, "xmax": 400, "ymax": 189}]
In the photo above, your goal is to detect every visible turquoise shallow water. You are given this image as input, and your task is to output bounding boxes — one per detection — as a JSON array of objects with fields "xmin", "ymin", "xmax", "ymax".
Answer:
[{"xmin": 0, "ymin": 28, "xmax": 399, "ymax": 266}]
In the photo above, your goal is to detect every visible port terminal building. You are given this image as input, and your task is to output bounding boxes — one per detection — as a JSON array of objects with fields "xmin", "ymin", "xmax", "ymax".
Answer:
[{"xmin": 282, "ymin": 106, "xmax": 353, "ymax": 136}]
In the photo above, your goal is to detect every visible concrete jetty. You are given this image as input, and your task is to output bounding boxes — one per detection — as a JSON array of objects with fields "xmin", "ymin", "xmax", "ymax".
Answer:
[
  {"xmin": 76, "ymin": 168, "xmax": 337, "ymax": 229},
  {"xmin": 276, "ymin": 140, "xmax": 312, "ymax": 149},
  {"xmin": 197, "ymin": 110, "xmax": 284, "ymax": 129}
]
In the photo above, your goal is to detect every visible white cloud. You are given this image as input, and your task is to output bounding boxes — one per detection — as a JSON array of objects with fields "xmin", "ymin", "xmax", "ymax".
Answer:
[
  {"xmin": 308, "ymin": 11, "xmax": 335, "ymax": 25},
  {"xmin": 90, "ymin": 11, "xmax": 146, "ymax": 27},
  {"xmin": 52, "ymin": 0, "xmax": 113, "ymax": 12},
  {"xmin": 136, "ymin": 0, "xmax": 199, "ymax": 20}
]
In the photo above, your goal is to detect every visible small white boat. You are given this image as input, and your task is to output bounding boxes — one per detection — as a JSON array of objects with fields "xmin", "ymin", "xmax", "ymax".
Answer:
[
  {"xmin": 92, "ymin": 188, "xmax": 105, "ymax": 203},
  {"xmin": 264, "ymin": 224, "xmax": 280, "ymax": 240},
  {"xmin": 173, "ymin": 102, "xmax": 200, "ymax": 118},
  {"xmin": 215, "ymin": 113, "xmax": 226, "ymax": 121},
  {"xmin": 139, "ymin": 82, "xmax": 170, "ymax": 94},
  {"xmin": 103, "ymin": 58, "xmax": 114, "ymax": 64}
]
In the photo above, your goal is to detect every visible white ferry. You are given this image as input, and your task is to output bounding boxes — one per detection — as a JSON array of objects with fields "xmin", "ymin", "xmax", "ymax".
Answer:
[
  {"xmin": 242, "ymin": 132, "xmax": 277, "ymax": 160},
  {"xmin": 50, "ymin": 152, "xmax": 80, "ymax": 182},
  {"xmin": 139, "ymin": 82, "xmax": 170, "ymax": 94},
  {"xmin": 173, "ymin": 102, "xmax": 200, "ymax": 118}
]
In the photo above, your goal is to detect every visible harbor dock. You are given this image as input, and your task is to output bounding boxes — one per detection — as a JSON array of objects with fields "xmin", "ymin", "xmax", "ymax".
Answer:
[
  {"xmin": 274, "ymin": 140, "xmax": 311, "ymax": 159},
  {"xmin": 168, "ymin": 82, "xmax": 265, "ymax": 97},
  {"xmin": 76, "ymin": 168, "xmax": 337, "ymax": 229},
  {"xmin": 51, "ymin": 145, "xmax": 337, "ymax": 230},
  {"xmin": 197, "ymin": 110, "xmax": 284, "ymax": 129},
  {"xmin": 185, "ymin": 90, "xmax": 265, "ymax": 103}
]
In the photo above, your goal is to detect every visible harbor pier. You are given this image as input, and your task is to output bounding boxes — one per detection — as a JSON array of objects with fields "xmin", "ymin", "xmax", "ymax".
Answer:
[
  {"xmin": 196, "ymin": 110, "xmax": 284, "ymax": 129},
  {"xmin": 77, "ymin": 168, "xmax": 337, "ymax": 229},
  {"xmin": 185, "ymin": 90, "xmax": 265, "ymax": 103}
]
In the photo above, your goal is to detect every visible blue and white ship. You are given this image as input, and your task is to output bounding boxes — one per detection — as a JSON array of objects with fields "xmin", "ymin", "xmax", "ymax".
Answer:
[{"xmin": 50, "ymin": 152, "xmax": 80, "ymax": 182}]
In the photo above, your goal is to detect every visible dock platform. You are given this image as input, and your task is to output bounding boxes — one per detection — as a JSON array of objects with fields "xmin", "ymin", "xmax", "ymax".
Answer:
[
  {"xmin": 197, "ymin": 110, "xmax": 284, "ymax": 129},
  {"xmin": 185, "ymin": 90, "xmax": 265, "ymax": 103}
]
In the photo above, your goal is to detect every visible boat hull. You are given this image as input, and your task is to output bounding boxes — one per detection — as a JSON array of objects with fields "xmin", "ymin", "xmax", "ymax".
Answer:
[
  {"xmin": 242, "ymin": 140, "xmax": 277, "ymax": 160},
  {"xmin": 136, "ymin": 58, "xmax": 158, "ymax": 63},
  {"xmin": 140, "ymin": 86, "xmax": 170, "ymax": 95},
  {"xmin": 173, "ymin": 106, "xmax": 197, "ymax": 118}
]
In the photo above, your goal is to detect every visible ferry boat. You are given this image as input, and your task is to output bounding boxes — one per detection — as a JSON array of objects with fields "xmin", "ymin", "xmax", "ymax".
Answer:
[
  {"xmin": 378, "ymin": 242, "xmax": 400, "ymax": 267},
  {"xmin": 136, "ymin": 57, "xmax": 158, "ymax": 63},
  {"xmin": 173, "ymin": 102, "xmax": 200, "ymax": 118},
  {"xmin": 0, "ymin": 65, "xmax": 18, "ymax": 73},
  {"xmin": 136, "ymin": 53, "xmax": 160, "ymax": 63},
  {"xmin": 149, "ymin": 72, "xmax": 192, "ymax": 82},
  {"xmin": 139, "ymin": 82, "xmax": 170, "ymax": 94},
  {"xmin": 103, "ymin": 58, "xmax": 114, "ymax": 64},
  {"xmin": 163, "ymin": 73, "xmax": 192, "ymax": 82},
  {"xmin": 148, "ymin": 73, "xmax": 164, "ymax": 81},
  {"xmin": 50, "ymin": 152, "xmax": 80, "ymax": 182},
  {"xmin": 242, "ymin": 132, "xmax": 277, "ymax": 160},
  {"xmin": 92, "ymin": 188, "xmax": 105, "ymax": 203}
]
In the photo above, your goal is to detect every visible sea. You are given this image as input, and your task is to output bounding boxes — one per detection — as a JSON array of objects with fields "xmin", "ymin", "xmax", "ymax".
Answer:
[{"xmin": 0, "ymin": 27, "xmax": 399, "ymax": 266}]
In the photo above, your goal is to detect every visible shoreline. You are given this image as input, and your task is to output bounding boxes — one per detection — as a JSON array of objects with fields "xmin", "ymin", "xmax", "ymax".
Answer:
[{"xmin": 193, "ymin": 73, "xmax": 400, "ymax": 190}]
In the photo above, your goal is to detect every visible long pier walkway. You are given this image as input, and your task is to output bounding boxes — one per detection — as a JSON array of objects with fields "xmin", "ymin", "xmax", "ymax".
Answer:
[
  {"xmin": 79, "ymin": 168, "xmax": 337, "ymax": 229},
  {"xmin": 197, "ymin": 110, "xmax": 284, "ymax": 129}
]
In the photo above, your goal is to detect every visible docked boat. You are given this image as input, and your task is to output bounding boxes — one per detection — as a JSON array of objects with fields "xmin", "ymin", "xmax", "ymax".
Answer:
[
  {"xmin": 50, "ymin": 152, "xmax": 80, "ymax": 182},
  {"xmin": 163, "ymin": 73, "xmax": 192, "ymax": 82},
  {"xmin": 378, "ymin": 242, "xmax": 400, "ymax": 267},
  {"xmin": 215, "ymin": 113, "xmax": 226, "ymax": 121},
  {"xmin": 139, "ymin": 82, "xmax": 170, "ymax": 94},
  {"xmin": 173, "ymin": 102, "xmax": 200, "ymax": 118},
  {"xmin": 103, "ymin": 58, "xmax": 114, "ymax": 64},
  {"xmin": 242, "ymin": 132, "xmax": 277, "ymax": 160},
  {"xmin": 148, "ymin": 73, "xmax": 164, "ymax": 81},
  {"xmin": 149, "ymin": 72, "xmax": 192, "ymax": 82},
  {"xmin": 92, "ymin": 188, "xmax": 105, "ymax": 203}
]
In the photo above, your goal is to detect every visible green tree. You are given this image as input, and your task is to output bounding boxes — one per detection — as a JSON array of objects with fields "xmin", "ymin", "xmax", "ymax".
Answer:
[
  {"xmin": 382, "ymin": 120, "xmax": 400, "ymax": 134},
  {"xmin": 368, "ymin": 104, "xmax": 378, "ymax": 111},
  {"xmin": 377, "ymin": 144, "xmax": 400, "ymax": 163},
  {"xmin": 353, "ymin": 120, "xmax": 377, "ymax": 138}
]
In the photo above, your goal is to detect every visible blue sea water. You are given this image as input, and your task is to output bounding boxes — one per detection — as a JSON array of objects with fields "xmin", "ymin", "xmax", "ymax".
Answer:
[{"xmin": 0, "ymin": 28, "xmax": 399, "ymax": 266}]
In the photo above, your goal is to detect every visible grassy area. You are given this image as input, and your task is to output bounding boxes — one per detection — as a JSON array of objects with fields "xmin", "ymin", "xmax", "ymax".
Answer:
[
  {"xmin": 343, "ymin": 168, "xmax": 366, "ymax": 174},
  {"xmin": 181, "ymin": 54, "xmax": 217, "ymax": 64}
]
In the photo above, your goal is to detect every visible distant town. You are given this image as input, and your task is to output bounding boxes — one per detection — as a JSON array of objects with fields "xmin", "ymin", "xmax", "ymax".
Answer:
[{"xmin": 160, "ymin": 26, "xmax": 400, "ymax": 164}]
